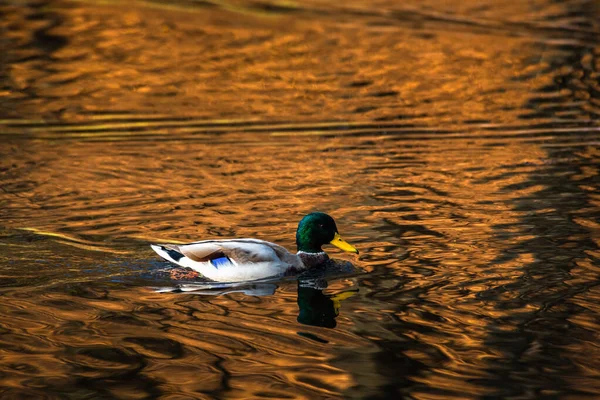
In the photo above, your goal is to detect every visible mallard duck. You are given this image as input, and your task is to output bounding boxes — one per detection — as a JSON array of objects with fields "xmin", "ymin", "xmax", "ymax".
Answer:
[{"xmin": 150, "ymin": 212, "xmax": 358, "ymax": 282}]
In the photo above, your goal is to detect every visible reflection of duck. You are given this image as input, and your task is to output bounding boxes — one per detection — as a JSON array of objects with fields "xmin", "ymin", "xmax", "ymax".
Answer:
[
  {"xmin": 151, "ymin": 212, "xmax": 358, "ymax": 282},
  {"xmin": 297, "ymin": 278, "xmax": 358, "ymax": 328}
]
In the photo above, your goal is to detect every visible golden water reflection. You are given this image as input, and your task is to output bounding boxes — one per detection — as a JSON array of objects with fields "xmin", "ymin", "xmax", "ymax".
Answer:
[{"xmin": 0, "ymin": 0, "xmax": 599, "ymax": 398}]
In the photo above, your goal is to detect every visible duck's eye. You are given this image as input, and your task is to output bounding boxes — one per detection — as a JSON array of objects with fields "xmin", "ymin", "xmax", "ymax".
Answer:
[{"xmin": 318, "ymin": 224, "xmax": 324, "ymax": 229}]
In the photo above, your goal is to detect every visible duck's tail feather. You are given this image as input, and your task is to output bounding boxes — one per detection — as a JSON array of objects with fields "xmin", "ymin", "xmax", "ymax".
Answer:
[{"xmin": 151, "ymin": 244, "xmax": 185, "ymax": 266}]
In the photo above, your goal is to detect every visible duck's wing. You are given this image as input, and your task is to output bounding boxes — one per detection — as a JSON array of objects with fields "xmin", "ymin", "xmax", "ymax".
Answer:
[{"xmin": 151, "ymin": 239, "xmax": 303, "ymax": 282}]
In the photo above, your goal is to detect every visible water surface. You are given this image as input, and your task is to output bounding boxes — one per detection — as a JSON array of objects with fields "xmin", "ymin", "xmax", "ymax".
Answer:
[{"xmin": 1, "ymin": 0, "xmax": 599, "ymax": 398}]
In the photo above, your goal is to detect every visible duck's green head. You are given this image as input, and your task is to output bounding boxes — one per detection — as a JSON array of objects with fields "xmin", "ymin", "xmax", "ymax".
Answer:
[{"xmin": 296, "ymin": 212, "xmax": 358, "ymax": 254}]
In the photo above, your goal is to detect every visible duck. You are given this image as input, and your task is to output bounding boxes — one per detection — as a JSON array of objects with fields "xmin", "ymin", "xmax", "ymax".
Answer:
[{"xmin": 150, "ymin": 212, "xmax": 358, "ymax": 283}]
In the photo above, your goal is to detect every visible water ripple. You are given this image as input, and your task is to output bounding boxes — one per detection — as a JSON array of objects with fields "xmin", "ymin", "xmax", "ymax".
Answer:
[{"xmin": 0, "ymin": 0, "xmax": 599, "ymax": 398}]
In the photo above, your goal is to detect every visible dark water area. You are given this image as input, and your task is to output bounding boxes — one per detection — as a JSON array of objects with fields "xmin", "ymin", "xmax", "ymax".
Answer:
[{"xmin": 1, "ymin": 0, "xmax": 600, "ymax": 398}]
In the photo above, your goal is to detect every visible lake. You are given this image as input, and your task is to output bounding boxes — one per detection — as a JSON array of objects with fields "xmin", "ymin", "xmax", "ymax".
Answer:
[{"xmin": 1, "ymin": 0, "xmax": 599, "ymax": 398}]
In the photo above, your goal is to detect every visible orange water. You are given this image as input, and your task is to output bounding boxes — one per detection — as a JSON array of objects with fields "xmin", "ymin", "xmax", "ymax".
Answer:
[{"xmin": 1, "ymin": 1, "xmax": 599, "ymax": 398}]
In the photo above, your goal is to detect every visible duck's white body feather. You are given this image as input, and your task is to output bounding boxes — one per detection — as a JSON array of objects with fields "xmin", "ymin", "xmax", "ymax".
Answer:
[{"xmin": 151, "ymin": 239, "xmax": 306, "ymax": 282}]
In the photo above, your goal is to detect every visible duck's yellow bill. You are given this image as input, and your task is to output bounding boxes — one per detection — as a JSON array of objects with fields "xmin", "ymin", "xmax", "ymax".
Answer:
[{"xmin": 330, "ymin": 232, "xmax": 359, "ymax": 254}]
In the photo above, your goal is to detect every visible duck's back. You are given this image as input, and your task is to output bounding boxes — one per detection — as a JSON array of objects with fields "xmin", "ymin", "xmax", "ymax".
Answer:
[{"xmin": 151, "ymin": 239, "xmax": 304, "ymax": 282}]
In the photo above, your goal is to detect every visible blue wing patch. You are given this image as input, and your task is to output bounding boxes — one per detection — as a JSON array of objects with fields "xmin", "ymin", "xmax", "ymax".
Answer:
[{"xmin": 210, "ymin": 256, "xmax": 231, "ymax": 269}]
